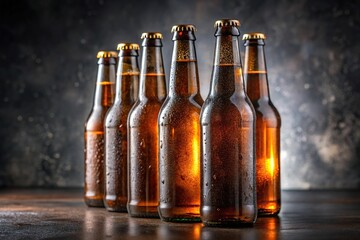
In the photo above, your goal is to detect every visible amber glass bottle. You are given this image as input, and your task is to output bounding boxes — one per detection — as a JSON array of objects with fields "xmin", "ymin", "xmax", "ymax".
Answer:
[
  {"xmin": 200, "ymin": 19, "xmax": 257, "ymax": 226},
  {"xmin": 158, "ymin": 24, "xmax": 203, "ymax": 222},
  {"xmin": 243, "ymin": 33, "xmax": 281, "ymax": 216},
  {"xmin": 128, "ymin": 32, "xmax": 166, "ymax": 218},
  {"xmin": 84, "ymin": 51, "xmax": 117, "ymax": 207},
  {"xmin": 104, "ymin": 43, "xmax": 140, "ymax": 212}
]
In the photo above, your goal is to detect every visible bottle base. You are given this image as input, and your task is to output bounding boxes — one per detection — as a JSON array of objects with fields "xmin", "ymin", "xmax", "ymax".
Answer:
[
  {"xmin": 203, "ymin": 220, "xmax": 255, "ymax": 228},
  {"xmin": 201, "ymin": 205, "xmax": 256, "ymax": 226},
  {"xmin": 84, "ymin": 197, "xmax": 105, "ymax": 208},
  {"xmin": 257, "ymin": 200, "xmax": 281, "ymax": 217},
  {"xmin": 128, "ymin": 204, "xmax": 159, "ymax": 218},
  {"xmin": 104, "ymin": 199, "xmax": 127, "ymax": 212},
  {"xmin": 159, "ymin": 205, "xmax": 201, "ymax": 222},
  {"xmin": 258, "ymin": 208, "xmax": 280, "ymax": 217},
  {"xmin": 161, "ymin": 216, "xmax": 201, "ymax": 223}
]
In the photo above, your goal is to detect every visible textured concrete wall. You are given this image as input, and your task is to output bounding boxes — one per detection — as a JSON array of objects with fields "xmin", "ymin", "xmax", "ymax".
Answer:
[{"xmin": 0, "ymin": 0, "xmax": 359, "ymax": 189}]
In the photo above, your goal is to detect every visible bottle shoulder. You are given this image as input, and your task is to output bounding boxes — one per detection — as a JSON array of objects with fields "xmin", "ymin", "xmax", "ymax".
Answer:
[
  {"xmin": 252, "ymin": 99, "xmax": 281, "ymax": 125},
  {"xmin": 200, "ymin": 96, "xmax": 255, "ymax": 124},
  {"xmin": 129, "ymin": 99, "xmax": 163, "ymax": 123},
  {"xmin": 159, "ymin": 96, "xmax": 202, "ymax": 124},
  {"xmin": 105, "ymin": 102, "xmax": 133, "ymax": 127},
  {"xmin": 160, "ymin": 95, "xmax": 202, "ymax": 112},
  {"xmin": 85, "ymin": 107, "xmax": 109, "ymax": 131}
]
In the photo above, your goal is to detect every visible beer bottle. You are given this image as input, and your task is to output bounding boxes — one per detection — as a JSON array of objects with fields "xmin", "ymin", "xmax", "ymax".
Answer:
[
  {"xmin": 243, "ymin": 33, "xmax": 281, "ymax": 216},
  {"xmin": 200, "ymin": 19, "xmax": 257, "ymax": 226},
  {"xmin": 158, "ymin": 24, "xmax": 203, "ymax": 222},
  {"xmin": 104, "ymin": 43, "xmax": 140, "ymax": 212},
  {"xmin": 128, "ymin": 32, "xmax": 167, "ymax": 217},
  {"xmin": 84, "ymin": 51, "xmax": 117, "ymax": 207}
]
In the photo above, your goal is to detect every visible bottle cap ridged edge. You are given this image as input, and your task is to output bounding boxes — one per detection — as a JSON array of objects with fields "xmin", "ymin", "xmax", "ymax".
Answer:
[
  {"xmin": 214, "ymin": 19, "xmax": 240, "ymax": 28},
  {"xmin": 116, "ymin": 43, "xmax": 140, "ymax": 50},
  {"xmin": 96, "ymin": 51, "xmax": 118, "ymax": 58},
  {"xmin": 242, "ymin": 32, "xmax": 266, "ymax": 40},
  {"xmin": 171, "ymin": 24, "xmax": 196, "ymax": 32},
  {"xmin": 141, "ymin": 32, "xmax": 163, "ymax": 39}
]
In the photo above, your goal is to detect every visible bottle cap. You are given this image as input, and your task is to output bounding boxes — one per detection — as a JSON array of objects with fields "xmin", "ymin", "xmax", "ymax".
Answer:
[
  {"xmin": 116, "ymin": 43, "xmax": 140, "ymax": 50},
  {"xmin": 171, "ymin": 24, "xmax": 196, "ymax": 32},
  {"xmin": 96, "ymin": 51, "xmax": 118, "ymax": 58},
  {"xmin": 214, "ymin": 19, "xmax": 240, "ymax": 28},
  {"xmin": 242, "ymin": 32, "xmax": 266, "ymax": 40},
  {"xmin": 141, "ymin": 32, "xmax": 163, "ymax": 39}
]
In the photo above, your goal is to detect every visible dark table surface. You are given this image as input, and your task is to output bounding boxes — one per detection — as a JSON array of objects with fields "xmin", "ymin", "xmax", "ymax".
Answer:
[{"xmin": 0, "ymin": 189, "xmax": 359, "ymax": 240}]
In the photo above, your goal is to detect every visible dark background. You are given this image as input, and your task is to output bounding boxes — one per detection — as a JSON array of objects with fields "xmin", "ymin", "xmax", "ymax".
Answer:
[{"xmin": 0, "ymin": 0, "xmax": 359, "ymax": 189}]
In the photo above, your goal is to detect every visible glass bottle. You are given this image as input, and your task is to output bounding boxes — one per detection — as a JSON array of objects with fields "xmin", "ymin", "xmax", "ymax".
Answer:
[
  {"xmin": 158, "ymin": 24, "xmax": 203, "ymax": 222},
  {"xmin": 200, "ymin": 19, "xmax": 257, "ymax": 226},
  {"xmin": 104, "ymin": 43, "xmax": 140, "ymax": 212},
  {"xmin": 243, "ymin": 32, "xmax": 281, "ymax": 216},
  {"xmin": 128, "ymin": 32, "xmax": 166, "ymax": 217},
  {"xmin": 84, "ymin": 51, "xmax": 117, "ymax": 207}
]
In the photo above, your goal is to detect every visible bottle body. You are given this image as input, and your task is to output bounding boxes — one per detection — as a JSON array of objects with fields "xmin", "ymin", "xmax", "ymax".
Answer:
[
  {"xmin": 128, "ymin": 34, "xmax": 166, "ymax": 217},
  {"xmin": 84, "ymin": 52, "xmax": 117, "ymax": 207},
  {"xmin": 158, "ymin": 25, "xmax": 203, "ymax": 222},
  {"xmin": 104, "ymin": 45, "xmax": 140, "ymax": 212},
  {"xmin": 159, "ymin": 97, "xmax": 202, "ymax": 221},
  {"xmin": 200, "ymin": 69, "xmax": 257, "ymax": 226},
  {"xmin": 253, "ymin": 108, "xmax": 280, "ymax": 216},
  {"xmin": 200, "ymin": 20, "xmax": 257, "ymax": 226},
  {"xmin": 243, "ymin": 34, "xmax": 281, "ymax": 216}
]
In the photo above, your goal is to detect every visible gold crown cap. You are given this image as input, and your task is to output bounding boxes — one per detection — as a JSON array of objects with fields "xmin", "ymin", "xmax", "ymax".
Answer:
[
  {"xmin": 214, "ymin": 19, "xmax": 240, "ymax": 28},
  {"xmin": 141, "ymin": 32, "xmax": 163, "ymax": 39},
  {"xmin": 117, "ymin": 43, "xmax": 140, "ymax": 50},
  {"xmin": 96, "ymin": 51, "xmax": 118, "ymax": 58},
  {"xmin": 171, "ymin": 24, "xmax": 196, "ymax": 32},
  {"xmin": 242, "ymin": 32, "xmax": 266, "ymax": 40}
]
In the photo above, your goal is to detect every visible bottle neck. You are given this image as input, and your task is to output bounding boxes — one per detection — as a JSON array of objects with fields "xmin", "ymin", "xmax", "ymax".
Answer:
[
  {"xmin": 244, "ymin": 40, "xmax": 270, "ymax": 100},
  {"xmin": 94, "ymin": 58, "xmax": 116, "ymax": 108},
  {"xmin": 115, "ymin": 56, "xmax": 140, "ymax": 103},
  {"xmin": 210, "ymin": 33, "xmax": 245, "ymax": 96},
  {"xmin": 139, "ymin": 44, "xmax": 166, "ymax": 101},
  {"xmin": 169, "ymin": 39, "xmax": 200, "ymax": 97}
]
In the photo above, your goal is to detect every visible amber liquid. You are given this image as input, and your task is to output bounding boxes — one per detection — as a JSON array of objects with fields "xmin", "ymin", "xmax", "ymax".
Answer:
[
  {"xmin": 201, "ymin": 65, "xmax": 256, "ymax": 226},
  {"xmin": 128, "ymin": 74, "xmax": 165, "ymax": 217},
  {"xmin": 104, "ymin": 125, "xmax": 128, "ymax": 211},
  {"xmin": 84, "ymin": 81, "xmax": 114, "ymax": 208},
  {"xmin": 104, "ymin": 73, "xmax": 138, "ymax": 212},
  {"xmin": 246, "ymin": 72, "xmax": 281, "ymax": 216},
  {"xmin": 256, "ymin": 127, "xmax": 280, "ymax": 215},
  {"xmin": 159, "ymin": 60, "xmax": 203, "ymax": 222},
  {"xmin": 84, "ymin": 131, "xmax": 105, "ymax": 207}
]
